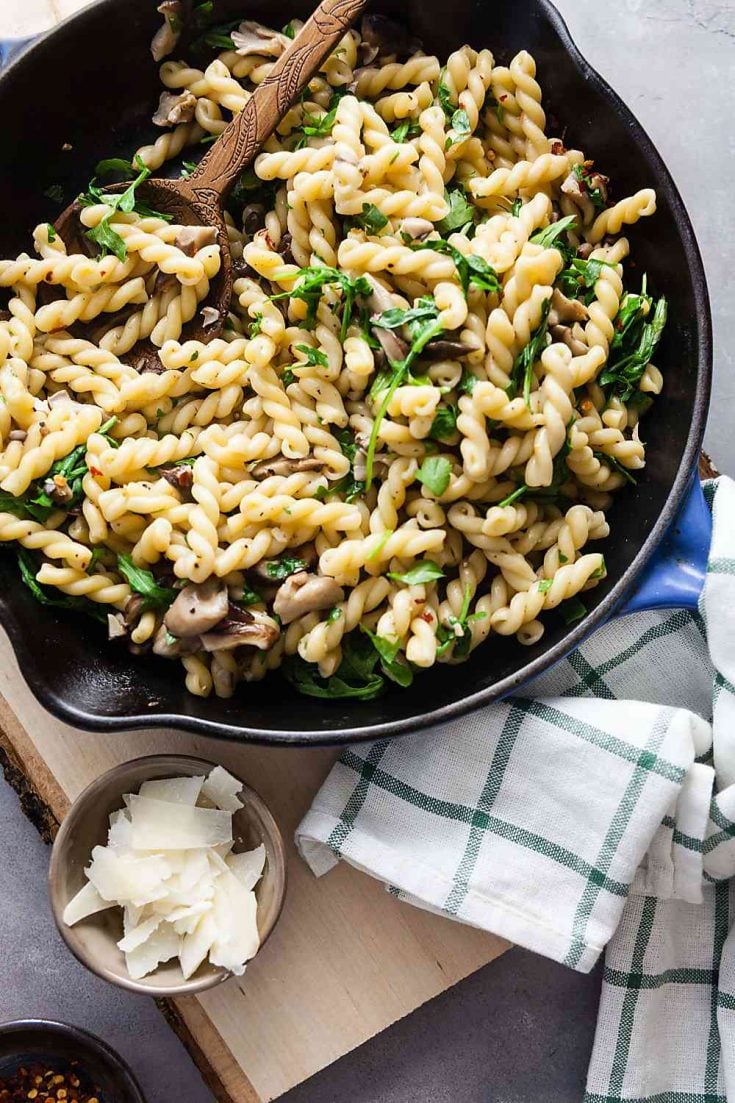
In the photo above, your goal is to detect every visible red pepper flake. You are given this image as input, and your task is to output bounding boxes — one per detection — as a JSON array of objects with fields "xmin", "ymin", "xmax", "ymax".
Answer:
[
  {"xmin": 0, "ymin": 1061, "xmax": 104, "ymax": 1103},
  {"xmin": 89, "ymin": 466, "xmax": 102, "ymax": 477}
]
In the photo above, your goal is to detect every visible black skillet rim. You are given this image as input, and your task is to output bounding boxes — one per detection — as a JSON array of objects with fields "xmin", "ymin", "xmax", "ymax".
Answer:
[{"xmin": 0, "ymin": 0, "xmax": 712, "ymax": 745}]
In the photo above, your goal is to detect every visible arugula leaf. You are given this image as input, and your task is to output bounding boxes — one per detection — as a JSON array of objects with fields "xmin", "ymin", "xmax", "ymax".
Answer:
[
  {"xmin": 391, "ymin": 119, "xmax": 421, "ymax": 142},
  {"xmin": 437, "ymin": 69, "xmax": 455, "ymax": 119},
  {"xmin": 593, "ymin": 451, "xmax": 638, "ymax": 485},
  {"xmin": 326, "ymin": 606, "xmax": 342, "ymax": 624},
  {"xmin": 561, "ymin": 597, "xmax": 587, "ymax": 625},
  {"xmin": 282, "ymin": 20, "xmax": 296, "ymax": 37},
  {"xmin": 17, "ymin": 549, "xmax": 107, "ymax": 623},
  {"xmin": 572, "ymin": 164, "xmax": 606, "ymax": 211},
  {"xmin": 249, "ymin": 313, "xmax": 263, "ymax": 338},
  {"xmin": 557, "ymin": 255, "xmax": 614, "ymax": 303},
  {"xmin": 530, "ymin": 214, "xmax": 578, "ymax": 251},
  {"xmin": 95, "ymin": 158, "xmax": 138, "ymax": 179},
  {"xmin": 365, "ymin": 300, "xmax": 445, "ymax": 485},
  {"xmin": 446, "ymin": 108, "xmax": 471, "ymax": 149},
  {"xmin": 229, "ymin": 168, "xmax": 277, "ymax": 209},
  {"xmin": 265, "ymin": 555, "xmax": 307, "ymax": 581},
  {"xmin": 324, "ymin": 429, "xmax": 364, "ymax": 503},
  {"xmin": 484, "ymin": 92, "xmax": 505, "ymax": 124},
  {"xmin": 416, "ymin": 456, "xmax": 451, "ymax": 496},
  {"xmin": 46, "ymin": 223, "xmax": 57, "ymax": 243},
  {"xmin": 429, "ymin": 404, "xmax": 458, "ymax": 441},
  {"xmin": 352, "ymin": 202, "xmax": 389, "ymax": 234},
  {"xmin": 295, "ymin": 91, "xmax": 344, "ymax": 145},
  {"xmin": 511, "ymin": 198, "xmax": 523, "ymax": 217},
  {"xmin": 237, "ymin": 583, "xmax": 264, "ymax": 607},
  {"xmin": 180, "ymin": 160, "xmax": 198, "ymax": 178},
  {"xmin": 117, "ymin": 555, "xmax": 177, "ymax": 610},
  {"xmin": 296, "ymin": 344, "xmax": 328, "ymax": 367},
  {"xmin": 270, "ymin": 266, "xmax": 371, "ymax": 341},
  {"xmin": 459, "ymin": 369, "xmax": 477, "ymax": 394},
  {"xmin": 509, "ymin": 296, "xmax": 552, "ymax": 406},
  {"xmin": 79, "ymin": 154, "xmax": 170, "ymax": 261},
  {"xmin": 497, "ymin": 484, "xmax": 528, "ymax": 508},
  {"xmin": 436, "ymin": 583, "xmax": 486, "ymax": 658},
  {"xmin": 360, "ymin": 625, "xmax": 413, "ymax": 687},
  {"xmin": 387, "ymin": 560, "xmax": 444, "ymax": 585},
  {"xmin": 436, "ymin": 188, "xmax": 476, "ymax": 235},
  {"xmin": 407, "ymin": 240, "xmax": 500, "ymax": 297},
  {"xmin": 599, "ymin": 292, "xmax": 667, "ymax": 402},
  {"xmin": 285, "ymin": 633, "xmax": 386, "ymax": 699},
  {"xmin": 371, "ymin": 297, "xmax": 440, "ymax": 333}
]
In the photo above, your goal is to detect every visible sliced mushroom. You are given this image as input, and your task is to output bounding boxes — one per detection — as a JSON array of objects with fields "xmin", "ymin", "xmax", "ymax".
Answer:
[
  {"xmin": 8, "ymin": 429, "xmax": 26, "ymax": 442},
  {"xmin": 159, "ymin": 463, "xmax": 194, "ymax": 495},
  {"xmin": 421, "ymin": 338, "xmax": 481, "ymax": 360},
  {"xmin": 231, "ymin": 21, "xmax": 290, "ymax": 58},
  {"xmin": 123, "ymin": 593, "xmax": 145, "ymax": 627},
  {"xmin": 152, "ymin": 90, "xmax": 197, "ymax": 129},
  {"xmin": 550, "ymin": 324, "xmax": 588, "ymax": 357},
  {"xmin": 250, "ymin": 457, "xmax": 324, "ymax": 478},
  {"xmin": 273, "ymin": 572, "xmax": 345, "ymax": 625},
  {"xmin": 560, "ymin": 172, "xmax": 594, "ymax": 226},
  {"xmin": 399, "ymin": 218, "xmax": 435, "ymax": 241},
  {"xmin": 275, "ymin": 231, "xmax": 295, "ymax": 265},
  {"xmin": 175, "ymin": 226, "xmax": 218, "ymax": 256},
  {"xmin": 242, "ymin": 203, "xmax": 266, "ymax": 236},
  {"xmin": 549, "ymin": 287, "xmax": 588, "ymax": 325},
  {"xmin": 151, "ymin": 0, "xmax": 185, "ymax": 62},
  {"xmin": 164, "ymin": 578, "xmax": 229, "ymax": 638},
  {"xmin": 107, "ymin": 613, "xmax": 128, "ymax": 640},
  {"xmin": 152, "ymin": 624, "xmax": 202, "ymax": 658},
  {"xmin": 42, "ymin": 473, "xmax": 74, "ymax": 505},
  {"xmin": 201, "ymin": 305, "xmax": 220, "ymax": 328},
  {"xmin": 360, "ymin": 275, "xmax": 409, "ymax": 362},
  {"xmin": 201, "ymin": 608, "xmax": 280, "ymax": 652},
  {"xmin": 47, "ymin": 389, "xmax": 73, "ymax": 407}
]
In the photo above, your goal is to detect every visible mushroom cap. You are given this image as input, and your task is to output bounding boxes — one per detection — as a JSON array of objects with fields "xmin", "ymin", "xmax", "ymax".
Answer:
[
  {"xmin": 163, "ymin": 578, "xmax": 229, "ymax": 639},
  {"xmin": 273, "ymin": 571, "xmax": 345, "ymax": 625}
]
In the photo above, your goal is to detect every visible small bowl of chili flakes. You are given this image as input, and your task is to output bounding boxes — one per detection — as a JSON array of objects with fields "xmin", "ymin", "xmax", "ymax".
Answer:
[{"xmin": 0, "ymin": 1021, "xmax": 144, "ymax": 1103}]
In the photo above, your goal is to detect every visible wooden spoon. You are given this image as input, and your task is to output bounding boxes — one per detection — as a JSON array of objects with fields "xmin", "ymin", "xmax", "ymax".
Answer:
[{"xmin": 54, "ymin": 0, "xmax": 368, "ymax": 369}]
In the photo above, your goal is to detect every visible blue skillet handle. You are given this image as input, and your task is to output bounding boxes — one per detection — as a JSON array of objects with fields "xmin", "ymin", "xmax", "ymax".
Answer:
[
  {"xmin": 0, "ymin": 37, "xmax": 34, "ymax": 69},
  {"xmin": 617, "ymin": 470, "xmax": 712, "ymax": 616}
]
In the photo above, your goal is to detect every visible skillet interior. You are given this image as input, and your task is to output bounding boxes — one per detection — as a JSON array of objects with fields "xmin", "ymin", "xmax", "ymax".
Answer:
[{"xmin": 0, "ymin": 0, "xmax": 711, "ymax": 743}]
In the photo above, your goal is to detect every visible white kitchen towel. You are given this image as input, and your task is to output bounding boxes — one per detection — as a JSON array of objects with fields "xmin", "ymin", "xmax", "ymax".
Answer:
[{"xmin": 297, "ymin": 476, "xmax": 735, "ymax": 1101}]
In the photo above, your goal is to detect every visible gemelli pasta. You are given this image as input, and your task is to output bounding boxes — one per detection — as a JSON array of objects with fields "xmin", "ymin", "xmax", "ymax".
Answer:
[{"xmin": 0, "ymin": 12, "xmax": 667, "ymax": 700}]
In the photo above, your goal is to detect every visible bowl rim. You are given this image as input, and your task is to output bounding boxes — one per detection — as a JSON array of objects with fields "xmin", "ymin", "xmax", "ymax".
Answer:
[
  {"xmin": 0, "ymin": 1018, "xmax": 147, "ymax": 1103},
  {"xmin": 0, "ymin": 0, "xmax": 713, "ymax": 745},
  {"xmin": 48, "ymin": 754, "xmax": 287, "ymax": 997}
]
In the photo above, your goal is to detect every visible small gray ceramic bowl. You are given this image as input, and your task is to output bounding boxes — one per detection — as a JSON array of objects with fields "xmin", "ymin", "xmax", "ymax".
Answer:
[
  {"xmin": 0, "ymin": 1019, "xmax": 146, "ymax": 1102},
  {"xmin": 48, "ymin": 754, "xmax": 286, "ymax": 996}
]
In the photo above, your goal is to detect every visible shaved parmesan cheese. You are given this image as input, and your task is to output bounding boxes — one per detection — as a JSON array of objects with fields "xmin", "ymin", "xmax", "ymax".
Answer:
[
  {"xmin": 63, "ymin": 767, "xmax": 264, "ymax": 982},
  {"xmin": 62, "ymin": 881, "xmax": 115, "ymax": 926},
  {"xmin": 139, "ymin": 776, "xmax": 204, "ymax": 805},
  {"xmin": 200, "ymin": 766, "xmax": 244, "ymax": 812},
  {"xmin": 125, "ymin": 922, "xmax": 180, "ymax": 980},
  {"xmin": 129, "ymin": 796, "xmax": 232, "ymax": 850},
  {"xmin": 227, "ymin": 845, "xmax": 266, "ymax": 892},
  {"xmin": 117, "ymin": 914, "xmax": 162, "ymax": 953}
]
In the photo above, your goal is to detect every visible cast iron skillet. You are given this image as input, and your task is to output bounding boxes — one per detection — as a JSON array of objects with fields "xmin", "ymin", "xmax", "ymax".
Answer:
[{"xmin": 0, "ymin": 0, "xmax": 711, "ymax": 744}]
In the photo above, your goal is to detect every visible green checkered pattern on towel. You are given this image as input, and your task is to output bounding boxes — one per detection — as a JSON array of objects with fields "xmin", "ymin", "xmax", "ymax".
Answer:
[{"xmin": 296, "ymin": 478, "xmax": 735, "ymax": 1101}]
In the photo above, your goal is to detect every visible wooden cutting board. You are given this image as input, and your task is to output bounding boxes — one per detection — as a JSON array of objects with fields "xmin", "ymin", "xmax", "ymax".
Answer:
[{"xmin": 0, "ymin": 634, "xmax": 509, "ymax": 1102}]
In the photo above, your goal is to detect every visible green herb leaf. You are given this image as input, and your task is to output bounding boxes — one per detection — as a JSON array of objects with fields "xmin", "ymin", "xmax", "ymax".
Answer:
[
  {"xmin": 437, "ymin": 69, "xmax": 455, "ymax": 119},
  {"xmin": 436, "ymin": 188, "xmax": 476, "ymax": 235},
  {"xmin": 45, "ymin": 223, "xmax": 57, "ymax": 243},
  {"xmin": 371, "ymin": 297, "xmax": 440, "ymax": 333},
  {"xmin": 445, "ymin": 108, "xmax": 471, "ymax": 149},
  {"xmin": 538, "ymin": 578, "xmax": 553, "ymax": 594},
  {"xmin": 296, "ymin": 343, "xmax": 328, "ymax": 367},
  {"xmin": 282, "ymin": 20, "xmax": 296, "ymax": 38},
  {"xmin": 592, "ymin": 451, "xmax": 638, "ymax": 485},
  {"xmin": 530, "ymin": 214, "xmax": 578, "ymax": 251},
  {"xmin": 270, "ymin": 265, "xmax": 371, "ymax": 341},
  {"xmin": 117, "ymin": 555, "xmax": 177, "ymax": 610},
  {"xmin": 387, "ymin": 560, "xmax": 444, "ymax": 585},
  {"xmin": 353, "ymin": 202, "xmax": 389, "ymax": 234},
  {"xmin": 326, "ymin": 606, "xmax": 342, "ymax": 624},
  {"xmin": 459, "ymin": 370, "xmax": 477, "ymax": 394},
  {"xmin": 408, "ymin": 240, "xmax": 500, "ymax": 297},
  {"xmin": 285, "ymin": 633, "xmax": 386, "ymax": 699},
  {"xmin": 416, "ymin": 456, "xmax": 452, "ymax": 497},
  {"xmin": 509, "ymin": 296, "xmax": 552, "ymax": 406},
  {"xmin": 265, "ymin": 555, "xmax": 307, "ymax": 581},
  {"xmin": 360, "ymin": 625, "xmax": 413, "ymax": 687},
  {"xmin": 561, "ymin": 597, "xmax": 587, "ymax": 625},
  {"xmin": 95, "ymin": 157, "xmax": 138, "ymax": 179},
  {"xmin": 238, "ymin": 583, "xmax": 264, "ymax": 607},
  {"xmin": 17, "ymin": 549, "xmax": 107, "ymax": 623},
  {"xmin": 391, "ymin": 119, "xmax": 421, "ymax": 142},
  {"xmin": 429, "ymin": 404, "xmax": 458, "ymax": 441},
  {"xmin": 572, "ymin": 163, "xmax": 606, "ymax": 211},
  {"xmin": 599, "ymin": 292, "xmax": 667, "ymax": 402}
]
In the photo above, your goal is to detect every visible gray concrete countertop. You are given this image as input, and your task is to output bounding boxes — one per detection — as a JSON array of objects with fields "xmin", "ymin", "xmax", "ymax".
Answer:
[{"xmin": 0, "ymin": 2, "xmax": 732, "ymax": 1101}]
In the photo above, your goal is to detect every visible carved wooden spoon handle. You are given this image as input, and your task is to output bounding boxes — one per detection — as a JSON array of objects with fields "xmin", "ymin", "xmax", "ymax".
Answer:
[{"xmin": 184, "ymin": 0, "xmax": 368, "ymax": 200}]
